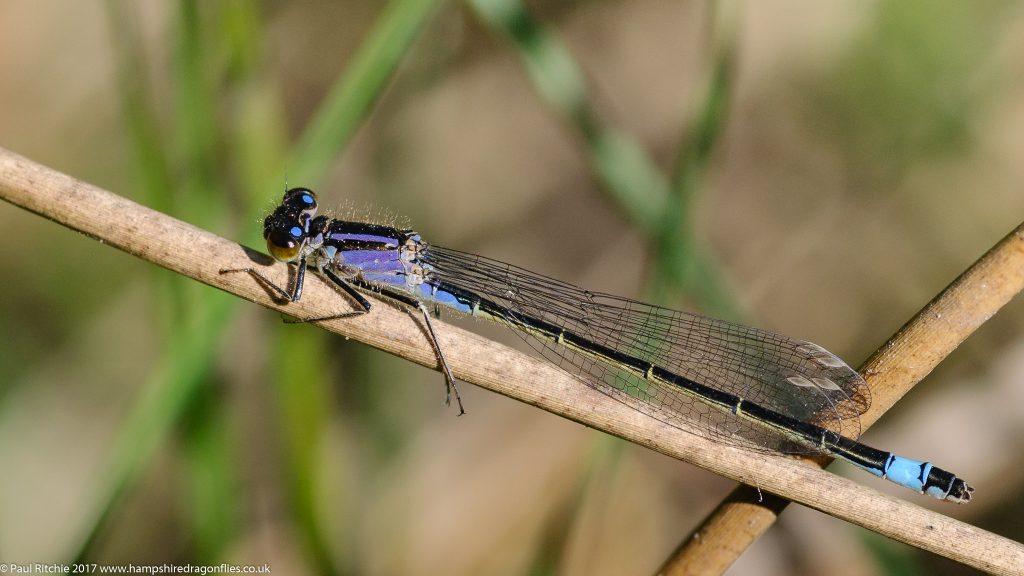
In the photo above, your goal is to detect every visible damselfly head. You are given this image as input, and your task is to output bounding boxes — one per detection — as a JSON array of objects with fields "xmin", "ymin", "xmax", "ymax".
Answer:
[{"xmin": 262, "ymin": 188, "xmax": 320, "ymax": 262}]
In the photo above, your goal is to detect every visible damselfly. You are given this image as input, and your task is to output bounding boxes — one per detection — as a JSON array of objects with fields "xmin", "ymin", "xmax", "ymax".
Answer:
[{"xmin": 222, "ymin": 188, "xmax": 973, "ymax": 503}]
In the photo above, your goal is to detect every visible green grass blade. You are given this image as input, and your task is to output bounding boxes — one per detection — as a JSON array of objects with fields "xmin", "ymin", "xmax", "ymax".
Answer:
[
  {"xmin": 287, "ymin": 0, "xmax": 445, "ymax": 186},
  {"xmin": 467, "ymin": 0, "xmax": 669, "ymax": 232},
  {"xmin": 72, "ymin": 293, "xmax": 234, "ymax": 561},
  {"xmin": 652, "ymin": 4, "xmax": 740, "ymax": 318}
]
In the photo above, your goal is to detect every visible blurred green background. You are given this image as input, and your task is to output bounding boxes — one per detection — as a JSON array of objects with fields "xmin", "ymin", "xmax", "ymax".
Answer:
[{"xmin": 2, "ymin": 1, "xmax": 1023, "ymax": 574}]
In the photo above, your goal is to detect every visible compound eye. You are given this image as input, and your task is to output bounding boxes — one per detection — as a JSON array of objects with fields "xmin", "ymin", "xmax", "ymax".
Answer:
[
  {"xmin": 283, "ymin": 187, "xmax": 317, "ymax": 215},
  {"xmin": 266, "ymin": 225, "xmax": 303, "ymax": 262}
]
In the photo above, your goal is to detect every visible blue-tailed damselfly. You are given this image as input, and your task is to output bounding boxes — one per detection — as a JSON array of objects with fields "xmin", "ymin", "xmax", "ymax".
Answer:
[{"xmin": 222, "ymin": 188, "xmax": 973, "ymax": 503}]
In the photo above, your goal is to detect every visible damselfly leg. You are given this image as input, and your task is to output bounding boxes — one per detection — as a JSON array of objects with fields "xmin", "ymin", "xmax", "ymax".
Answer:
[{"xmin": 220, "ymin": 261, "xmax": 466, "ymax": 414}]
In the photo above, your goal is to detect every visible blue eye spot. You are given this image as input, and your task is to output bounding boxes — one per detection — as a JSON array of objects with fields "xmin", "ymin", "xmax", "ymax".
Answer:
[
  {"xmin": 302, "ymin": 194, "xmax": 314, "ymax": 206},
  {"xmin": 289, "ymin": 226, "xmax": 303, "ymax": 238}
]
